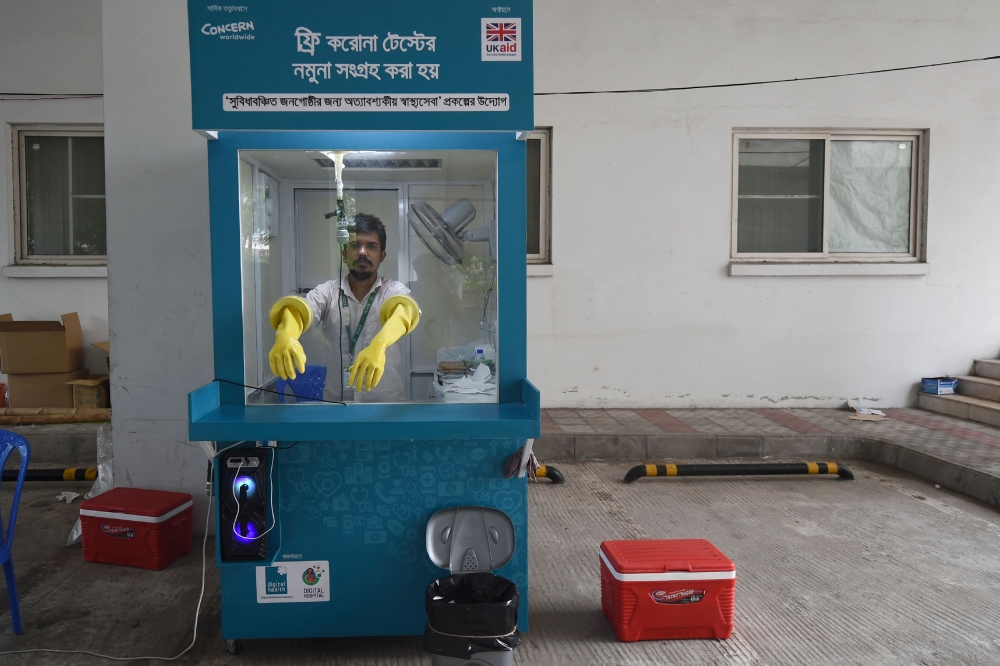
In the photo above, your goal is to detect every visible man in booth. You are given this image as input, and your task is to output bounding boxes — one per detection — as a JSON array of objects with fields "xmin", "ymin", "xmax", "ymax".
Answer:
[{"xmin": 266, "ymin": 213, "xmax": 420, "ymax": 402}]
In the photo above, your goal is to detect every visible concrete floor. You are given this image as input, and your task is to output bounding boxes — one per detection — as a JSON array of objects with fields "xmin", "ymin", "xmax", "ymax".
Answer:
[{"xmin": 3, "ymin": 461, "xmax": 1000, "ymax": 665}]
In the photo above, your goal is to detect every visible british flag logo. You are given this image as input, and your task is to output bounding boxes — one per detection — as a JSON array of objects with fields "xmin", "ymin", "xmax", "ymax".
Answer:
[
  {"xmin": 485, "ymin": 22, "xmax": 517, "ymax": 42},
  {"xmin": 482, "ymin": 18, "xmax": 521, "ymax": 61}
]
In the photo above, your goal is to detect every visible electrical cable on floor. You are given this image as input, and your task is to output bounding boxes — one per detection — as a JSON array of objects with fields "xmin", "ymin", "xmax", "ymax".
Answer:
[
  {"xmin": 534, "ymin": 53, "xmax": 1000, "ymax": 96},
  {"xmin": 0, "ymin": 467, "xmax": 215, "ymax": 661}
]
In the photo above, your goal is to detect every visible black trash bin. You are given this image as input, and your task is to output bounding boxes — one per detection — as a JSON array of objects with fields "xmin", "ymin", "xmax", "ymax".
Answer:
[{"xmin": 424, "ymin": 507, "xmax": 521, "ymax": 666}]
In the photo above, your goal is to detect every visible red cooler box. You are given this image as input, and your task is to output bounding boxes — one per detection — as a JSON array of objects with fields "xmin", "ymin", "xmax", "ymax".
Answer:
[
  {"xmin": 80, "ymin": 487, "xmax": 193, "ymax": 570},
  {"xmin": 600, "ymin": 539, "xmax": 735, "ymax": 641}
]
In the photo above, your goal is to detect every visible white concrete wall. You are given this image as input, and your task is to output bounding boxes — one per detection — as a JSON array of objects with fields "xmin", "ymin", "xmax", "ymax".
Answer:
[
  {"xmin": 0, "ymin": 0, "xmax": 104, "ymax": 94},
  {"xmin": 0, "ymin": 0, "xmax": 107, "ymax": 383},
  {"xmin": 530, "ymin": 0, "xmax": 1000, "ymax": 408},
  {"xmin": 77, "ymin": 0, "xmax": 1000, "ymax": 519},
  {"xmin": 102, "ymin": 0, "xmax": 214, "ymax": 524}
]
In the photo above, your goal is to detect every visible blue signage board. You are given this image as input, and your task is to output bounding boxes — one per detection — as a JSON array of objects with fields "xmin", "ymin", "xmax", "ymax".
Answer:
[{"xmin": 187, "ymin": 0, "xmax": 534, "ymax": 131}]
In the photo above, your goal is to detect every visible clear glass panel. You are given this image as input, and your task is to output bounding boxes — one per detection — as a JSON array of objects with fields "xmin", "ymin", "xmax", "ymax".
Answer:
[
  {"xmin": 71, "ymin": 198, "xmax": 107, "ymax": 254},
  {"xmin": 737, "ymin": 139, "xmax": 824, "ymax": 253},
  {"xmin": 24, "ymin": 136, "xmax": 69, "ymax": 256},
  {"xmin": 829, "ymin": 140, "xmax": 912, "ymax": 253},
  {"xmin": 239, "ymin": 149, "xmax": 499, "ymax": 405},
  {"xmin": 71, "ymin": 137, "xmax": 105, "ymax": 195},
  {"xmin": 526, "ymin": 137, "xmax": 541, "ymax": 255}
]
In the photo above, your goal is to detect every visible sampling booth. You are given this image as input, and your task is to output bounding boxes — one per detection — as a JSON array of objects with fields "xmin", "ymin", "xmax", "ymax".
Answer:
[{"xmin": 184, "ymin": 0, "xmax": 540, "ymax": 648}]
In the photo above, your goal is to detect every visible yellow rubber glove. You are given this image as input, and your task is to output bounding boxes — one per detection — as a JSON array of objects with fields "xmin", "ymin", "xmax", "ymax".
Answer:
[
  {"xmin": 268, "ymin": 296, "xmax": 313, "ymax": 380},
  {"xmin": 349, "ymin": 295, "xmax": 421, "ymax": 392}
]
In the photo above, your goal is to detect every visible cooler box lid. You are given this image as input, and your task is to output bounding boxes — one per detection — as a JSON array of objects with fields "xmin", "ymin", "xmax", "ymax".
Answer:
[
  {"xmin": 81, "ymin": 487, "xmax": 193, "ymax": 520},
  {"xmin": 600, "ymin": 539, "xmax": 735, "ymax": 575}
]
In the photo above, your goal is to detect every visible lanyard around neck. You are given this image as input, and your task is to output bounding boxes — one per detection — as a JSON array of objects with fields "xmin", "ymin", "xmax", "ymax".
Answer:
[{"xmin": 341, "ymin": 285, "xmax": 380, "ymax": 357}]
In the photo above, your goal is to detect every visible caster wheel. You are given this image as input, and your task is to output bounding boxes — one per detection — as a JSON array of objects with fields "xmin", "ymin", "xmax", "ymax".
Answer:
[{"xmin": 226, "ymin": 639, "xmax": 244, "ymax": 655}]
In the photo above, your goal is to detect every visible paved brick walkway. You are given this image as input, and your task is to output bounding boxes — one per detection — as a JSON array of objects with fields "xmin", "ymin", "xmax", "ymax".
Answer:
[{"xmin": 535, "ymin": 408, "xmax": 1000, "ymax": 508}]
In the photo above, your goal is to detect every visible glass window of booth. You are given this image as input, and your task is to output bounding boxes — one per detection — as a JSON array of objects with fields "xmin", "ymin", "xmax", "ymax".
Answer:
[{"xmin": 238, "ymin": 150, "xmax": 499, "ymax": 405}]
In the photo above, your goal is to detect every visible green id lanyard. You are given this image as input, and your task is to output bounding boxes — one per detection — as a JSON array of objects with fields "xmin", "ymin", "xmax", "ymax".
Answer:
[{"xmin": 341, "ymin": 285, "xmax": 380, "ymax": 363}]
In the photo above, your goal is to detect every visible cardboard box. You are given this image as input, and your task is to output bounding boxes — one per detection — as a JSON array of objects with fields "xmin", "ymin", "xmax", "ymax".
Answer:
[
  {"xmin": 921, "ymin": 377, "xmax": 958, "ymax": 395},
  {"xmin": 0, "ymin": 313, "xmax": 83, "ymax": 374},
  {"xmin": 93, "ymin": 341, "xmax": 110, "ymax": 372},
  {"xmin": 7, "ymin": 369, "xmax": 88, "ymax": 408},
  {"xmin": 67, "ymin": 375, "xmax": 110, "ymax": 409}
]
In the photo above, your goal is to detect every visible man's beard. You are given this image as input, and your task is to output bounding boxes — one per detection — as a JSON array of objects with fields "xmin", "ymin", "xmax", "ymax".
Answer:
[{"xmin": 349, "ymin": 261, "xmax": 374, "ymax": 281}]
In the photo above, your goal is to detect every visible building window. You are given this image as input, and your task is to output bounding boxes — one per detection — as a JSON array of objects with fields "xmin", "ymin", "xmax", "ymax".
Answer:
[
  {"xmin": 526, "ymin": 128, "xmax": 551, "ymax": 264},
  {"xmin": 732, "ymin": 130, "xmax": 924, "ymax": 262},
  {"xmin": 14, "ymin": 127, "xmax": 106, "ymax": 264}
]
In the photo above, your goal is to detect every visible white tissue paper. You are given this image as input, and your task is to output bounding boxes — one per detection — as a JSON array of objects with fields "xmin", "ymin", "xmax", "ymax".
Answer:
[{"xmin": 449, "ymin": 363, "xmax": 494, "ymax": 394}]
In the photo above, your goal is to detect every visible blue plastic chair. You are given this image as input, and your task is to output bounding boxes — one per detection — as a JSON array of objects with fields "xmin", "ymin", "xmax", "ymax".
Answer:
[
  {"xmin": 275, "ymin": 365, "xmax": 327, "ymax": 404},
  {"xmin": 0, "ymin": 429, "xmax": 29, "ymax": 634}
]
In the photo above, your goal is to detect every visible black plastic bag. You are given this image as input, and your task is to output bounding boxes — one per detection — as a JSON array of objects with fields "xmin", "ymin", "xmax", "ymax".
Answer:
[
  {"xmin": 424, "ymin": 573, "xmax": 521, "ymax": 658},
  {"xmin": 423, "ymin": 623, "xmax": 521, "ymax": 659}
]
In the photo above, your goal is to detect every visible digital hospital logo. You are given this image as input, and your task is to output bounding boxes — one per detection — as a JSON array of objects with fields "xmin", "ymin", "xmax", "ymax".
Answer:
[
  {"xmin": 100, "ymin": 524, "xmax": 136, "ymax": 539},
  {"xmin": 481, "ymin": 18, "xmax": 521, "ymax": 61},
  {"xmin": 302, "ymin": 565, "xmax": 324, "ymax": 586},
  {"xmin": 201, "ymin": 21, "xmax": 255, "ymax": 40},
  {"xmin": 650, "ymin": 589, "xmax": 706, "ymax": 605}
]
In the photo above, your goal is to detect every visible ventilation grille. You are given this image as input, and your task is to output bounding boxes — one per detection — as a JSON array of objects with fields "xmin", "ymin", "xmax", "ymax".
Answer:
[
  {"xmin": 462, "ymin": 548, "xmax": 480, "ymax": 572},
  {"xmin": 314, "ymin": 157, "xmax": 442, "ymax": 170}
]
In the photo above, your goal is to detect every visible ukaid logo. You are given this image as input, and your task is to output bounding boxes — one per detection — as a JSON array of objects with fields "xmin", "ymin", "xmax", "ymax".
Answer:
[
  {"xmin": 651, "ymin": 589, "xmax": 707, "ymax": 605},
  {"xmin": 256, "ymin": 561, "xmax": 330, "ymax": 604},
  {"xmin": 100, "ymin": 524, "xmax": 136, "ymax": 539},
  {"xmin": 201, "ymin": 21, "xmax": 255, "ymax": 40},
  {"xmin": 482, "ymin": 19, "xmax": 521, "ymax": 61}
]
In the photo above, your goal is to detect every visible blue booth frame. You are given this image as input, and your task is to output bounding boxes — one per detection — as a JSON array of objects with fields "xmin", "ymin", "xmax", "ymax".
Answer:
[{"xmin": 188, "ymin": 130, "xmax": 540, "ymax": 640}]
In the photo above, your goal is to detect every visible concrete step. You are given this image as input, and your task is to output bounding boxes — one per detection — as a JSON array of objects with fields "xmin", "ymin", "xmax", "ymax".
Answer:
[
  {"xmin": 917, "ymin": 392, "xmax": 1000, "ymax": 428},
  {"xmin": 974, "ymin": 359, "xmax": 1000, "ymax": 380},
  {"xmin": 956, "ymin": 375, "xmax": 1000, "ymax": 402},
  {"xmin": 1, "ymin": 423, "xmax": 102, "ymax": 467}
]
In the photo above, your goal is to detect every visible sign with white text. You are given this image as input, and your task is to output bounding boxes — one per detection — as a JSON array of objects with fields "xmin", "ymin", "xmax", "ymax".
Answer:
[{"xmin": 188, "ymin": 0, "xmax": 533, "ymax": 131}]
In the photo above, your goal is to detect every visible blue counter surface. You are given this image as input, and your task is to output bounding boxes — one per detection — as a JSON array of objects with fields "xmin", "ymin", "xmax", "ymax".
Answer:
[{"xmin": 189, "ymin": 380, "xmax": 540, "ymax": 442}]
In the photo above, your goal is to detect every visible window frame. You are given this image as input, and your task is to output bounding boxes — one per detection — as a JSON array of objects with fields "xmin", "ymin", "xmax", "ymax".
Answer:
[
  {"xmin": 526, "ymin": 127, "xmax": 552, "ymax": 265},
  {"xmin": 730, "ymin": 129, "xmax": 926, "ymax": 264},
  {"xmin": 12, "ymin": 124, "xmax": 107, "ymax": 266}
]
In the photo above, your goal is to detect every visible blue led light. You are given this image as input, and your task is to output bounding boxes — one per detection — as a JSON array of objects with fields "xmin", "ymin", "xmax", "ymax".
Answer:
[
  {"xmin": 233, "ymin": 475, "xmax": 257, "ymax": 499},
  {"xmin": 233, "ymin": 520, "xmax": 258, "ymax": 543}
]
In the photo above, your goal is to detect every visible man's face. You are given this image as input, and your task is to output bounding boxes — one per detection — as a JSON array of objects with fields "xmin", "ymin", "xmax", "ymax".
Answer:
[{"xmin": 344, "ymin": 231, "xmax": 385, "ymax": 281}]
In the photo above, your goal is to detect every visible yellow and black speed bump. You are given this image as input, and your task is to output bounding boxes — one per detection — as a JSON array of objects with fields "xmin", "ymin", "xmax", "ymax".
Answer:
[
  {"xmin": 535, "ymin": 465, "xmax": 565, "ymax": 484},
  {"xmin": 2, "ymin": 467, "xmax": 98, "ymax": 483},
  {"xmin": 623, "ymin": 461, "xmax": 853, "ymax": 484}
]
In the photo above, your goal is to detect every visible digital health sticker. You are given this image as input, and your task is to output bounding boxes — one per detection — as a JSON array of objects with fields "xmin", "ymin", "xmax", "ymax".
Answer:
[{"xmin": 256, "ymin": 561, "xmax": 330, "ymax": 603}]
